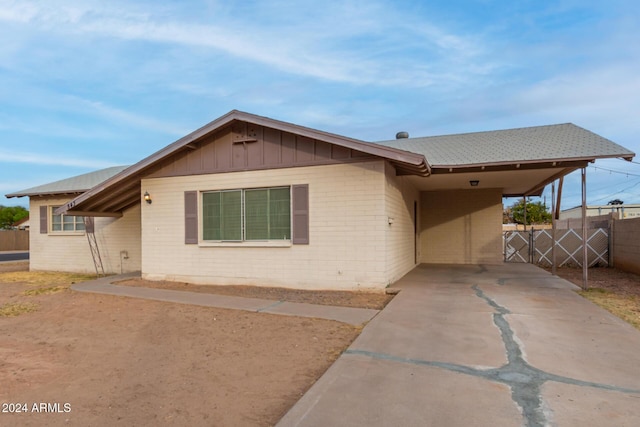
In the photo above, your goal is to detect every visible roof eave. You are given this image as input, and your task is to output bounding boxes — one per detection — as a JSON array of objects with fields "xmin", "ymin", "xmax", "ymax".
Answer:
[{"xmin": 430, "ymin": 153, "xmax": 635, "ymax": 172}]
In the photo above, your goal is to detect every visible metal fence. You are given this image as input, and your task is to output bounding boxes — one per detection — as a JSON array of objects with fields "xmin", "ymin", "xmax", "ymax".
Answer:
[{"xmin": 504, "ymin": 228, "xmax": 609, "ymax": 268}]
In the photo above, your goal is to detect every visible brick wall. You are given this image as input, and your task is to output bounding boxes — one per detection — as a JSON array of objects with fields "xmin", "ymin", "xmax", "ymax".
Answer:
[
  {"xmin": 141, "ymin": 160, "xmax": 391, "ymax": 290},
  {"xmin": 612, "ymin": 217, "xmax": 640, "ymax": 275},
  {"xmin": 29, "ymin": 197, "xmax": 141, "ymax": 274},
  {"xmin": 384, "ymin": 162, "xmax": 419, "ymax": 284}
]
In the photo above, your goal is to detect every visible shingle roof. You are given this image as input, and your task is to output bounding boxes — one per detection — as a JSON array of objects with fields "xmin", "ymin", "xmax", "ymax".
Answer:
[
  {"xmin": 6, "ymin": 165, "xmax": 130, "ymax": 198},
  {"xmin": 374, "ymin": 123, "xmax": 635, "ymax": 168}
]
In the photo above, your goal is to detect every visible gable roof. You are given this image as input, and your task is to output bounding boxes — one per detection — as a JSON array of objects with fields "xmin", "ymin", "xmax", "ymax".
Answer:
[
  {"xmin": 6, "ymin": 165, "xmax": 130, "ymax": 198},
  {"xmin": 375, "ymin": 123, "xmax": 634, "ymax": 169},
  {"xmin": 54, "ymin": 110, "xmax": 430, "ymax": 216},
  {"xmin": 11, "ymin": 110, "xmax": 634, "ymax": 216}
]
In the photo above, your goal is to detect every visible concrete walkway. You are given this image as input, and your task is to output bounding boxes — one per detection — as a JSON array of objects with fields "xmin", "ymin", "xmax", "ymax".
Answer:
[
  {"xmin": 277, "ymin": 263, "xmax": 640, "ymax": 427},
  {"xmin": 71, "ymin": 273, "xmax": 379, "ymax": 326}
]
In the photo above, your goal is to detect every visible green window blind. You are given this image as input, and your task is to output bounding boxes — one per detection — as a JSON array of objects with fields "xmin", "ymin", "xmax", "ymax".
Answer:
[
  {"xmin": 202, "ymin": 190, "xmax": 242, "ymax": 241},
  {"xmin": 245, "ymin": 187, "xmax": 291, "ymax": 240}
]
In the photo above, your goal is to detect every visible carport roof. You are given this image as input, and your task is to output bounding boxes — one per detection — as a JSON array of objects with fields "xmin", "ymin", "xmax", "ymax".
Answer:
[{"xmin": 375, "ymin": 123, "xmax": 634, "ymax": 169}]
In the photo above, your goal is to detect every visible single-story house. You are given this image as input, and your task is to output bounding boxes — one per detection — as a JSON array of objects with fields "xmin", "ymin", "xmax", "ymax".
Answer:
[{"xmin": 6, "ymin": 110, "xmax": 635, "ymax": 290}]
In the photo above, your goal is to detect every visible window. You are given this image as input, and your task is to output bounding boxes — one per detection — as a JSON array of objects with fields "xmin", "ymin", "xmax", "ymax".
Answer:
[
  {"xmin": 51, "ymin": 206, "xmax": 85, "ymax": 232},
  {"xmin": 202, "ymin": 187, "xmax": 291, "ymax": 241}
]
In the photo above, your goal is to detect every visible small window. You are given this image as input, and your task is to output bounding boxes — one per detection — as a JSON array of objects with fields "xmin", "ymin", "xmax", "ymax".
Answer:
[
  {"xmin": 202, "ymin": 187, "xmax": 291, "ymax": 242},
  {"xmin": 51, "ymin": 206, "xmax": 85, "ymax": 232}
]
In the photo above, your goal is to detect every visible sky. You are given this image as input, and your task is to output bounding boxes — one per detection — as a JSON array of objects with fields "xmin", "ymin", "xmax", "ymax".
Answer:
[{"xmin": 1, "ymin": 0, "xmax": 639, "ymax": 210}]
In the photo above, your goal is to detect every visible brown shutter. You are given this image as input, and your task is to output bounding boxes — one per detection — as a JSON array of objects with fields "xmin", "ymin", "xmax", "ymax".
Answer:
[
  {"xmin": 40, "ymin": 206, "xmax": 48, "ymax": 234},
  {"xmin": 292, "ymin": 184, "xmax": 309, "ymax": 245},
  {"xmin": 84, "ymin": 217, "xmax": 95, "ymax": 234},
  {"xmin": 184, "ymin": 191, "xmax": 198, "ymax": 244}
]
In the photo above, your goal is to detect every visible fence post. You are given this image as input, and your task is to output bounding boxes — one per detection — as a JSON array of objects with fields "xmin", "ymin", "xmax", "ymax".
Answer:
[
  {"xmin": 529, "ymin": 228, "xmax": 534, "ymax": 264},
  {"xmin": 609, "ymin": 216, "xmax": 615, "ymax": 268}
]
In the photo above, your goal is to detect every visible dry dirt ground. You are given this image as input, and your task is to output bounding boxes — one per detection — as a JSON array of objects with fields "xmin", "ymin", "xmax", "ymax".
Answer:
[
  {"xmin": 0, "ymin": 262, "xmax": 391, "ymax": 426},
  {"xmin": 550, "ymin": 266, "xmax": 640, "ymax": 329}
]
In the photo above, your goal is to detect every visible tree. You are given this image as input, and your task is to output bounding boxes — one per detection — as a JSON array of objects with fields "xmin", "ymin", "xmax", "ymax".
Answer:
[
  {"xmin": 0, "ymin": 205, "xmax": 29, "ymax": 229},
  {"xmin": 607, "ymin": 199, "xmax": 624, "ymax": 205},
  {"xmin": 505, "ymin": 199, "xmax": 552, "ymax": 225}
]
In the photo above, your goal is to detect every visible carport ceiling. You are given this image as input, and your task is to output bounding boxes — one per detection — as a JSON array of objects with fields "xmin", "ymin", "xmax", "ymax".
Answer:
[{"xmin": 405, "ymin": 166, "xmax": 579, "ymax": 196}]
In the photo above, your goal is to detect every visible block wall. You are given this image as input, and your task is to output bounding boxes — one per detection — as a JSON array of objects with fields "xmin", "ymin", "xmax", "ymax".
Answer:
[
  {"xmin": 612, "ymin": 217, "xmax": 640, "ymax": 275},
  {"xmin": 29, "ymin": 197, "xmax": 141, "ymax": 274},
  {"xmin": 141, "ymin": 161, "xmax": 390, "ymax": 290}
]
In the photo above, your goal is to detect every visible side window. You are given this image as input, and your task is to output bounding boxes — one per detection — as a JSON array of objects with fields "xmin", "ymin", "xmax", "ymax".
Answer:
[{"xmin": 51, "ymin": 206, "xmax": 85, "ymax": 232}]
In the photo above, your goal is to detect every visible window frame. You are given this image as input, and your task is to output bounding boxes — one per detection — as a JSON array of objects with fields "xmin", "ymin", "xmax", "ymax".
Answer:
[
  {"xmin": 201, "ymin": 186, "xmax": 292, "ymax": 244},
  {"xmin": 50, "ymin": 206, "xmax": 85, "ymax": 234}
]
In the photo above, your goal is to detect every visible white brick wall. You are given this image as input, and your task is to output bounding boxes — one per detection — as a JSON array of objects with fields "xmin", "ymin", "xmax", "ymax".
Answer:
[
  {"xmin": 29, "ymin": 197, "xmax": 141, "ymax": 274},
  {"xmin": 141, "ymin": 161, "xmax": 391, "ymax": 290},
  {"xmin": 384, "ymin": 163, "xmax": 419, "ymax": 284}
]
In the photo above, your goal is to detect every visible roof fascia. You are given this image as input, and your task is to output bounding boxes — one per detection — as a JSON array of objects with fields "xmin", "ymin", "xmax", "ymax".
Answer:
[
  {"xmin": 5, "ymin": 190, "xmax": 87, "ymax": 199},
  {"xmin": 431, "ymin": 159, "xmax": 592, "ymax": 174}
]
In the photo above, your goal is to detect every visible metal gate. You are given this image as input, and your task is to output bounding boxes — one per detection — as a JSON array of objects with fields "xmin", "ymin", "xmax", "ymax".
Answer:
[{"xmin": 504, "ymin": 228, "xmax": 609, "ymax": 267}]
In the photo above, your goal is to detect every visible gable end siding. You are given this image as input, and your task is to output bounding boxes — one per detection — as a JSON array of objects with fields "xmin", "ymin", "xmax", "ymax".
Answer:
[{"xmin": 146, "ymin": 123, "xmax": 376, "ymax": 179}]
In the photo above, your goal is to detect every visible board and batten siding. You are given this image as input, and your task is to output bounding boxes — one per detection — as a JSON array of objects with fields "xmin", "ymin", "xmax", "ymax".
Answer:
[
  {"xmin": 29, "ymin": 197, "xmax": 141, "ymax": 274},
  {"xmin": 140, "ymin": 161, "xmax": 390, "ymax": 290}
]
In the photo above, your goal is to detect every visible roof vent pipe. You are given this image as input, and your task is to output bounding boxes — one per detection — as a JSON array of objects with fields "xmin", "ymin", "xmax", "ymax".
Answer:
[{"xmin": 396, "ymin": 131, "xmax": 409, "ymax": 139}]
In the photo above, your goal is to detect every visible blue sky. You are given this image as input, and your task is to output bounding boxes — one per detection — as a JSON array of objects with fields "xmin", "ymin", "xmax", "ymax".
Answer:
[{"xmin": 1, "ymin": 0, "xmax": 639, "ymax": 210}]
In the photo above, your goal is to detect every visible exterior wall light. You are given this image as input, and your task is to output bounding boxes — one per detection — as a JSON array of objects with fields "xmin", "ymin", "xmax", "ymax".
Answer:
[
  {"xmin": 469, "ymin": 180, "xmax": 480, "ymax": 187},
  {"xmin": 144, "ymin": 191, "xmax": 152, "ymax": 204}
]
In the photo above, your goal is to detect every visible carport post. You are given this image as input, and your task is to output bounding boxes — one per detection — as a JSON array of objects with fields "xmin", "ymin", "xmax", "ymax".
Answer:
[
  {"xmin": 523, "ymin": 196, "xmax": 527, "ymax": 231},
  {"xmin": 581, "ymin": 168, "xmax": 588, "ymax": 290},
  {"xmin": 551, "ymin": 181, "xmax": 556, "ymax": 275}
]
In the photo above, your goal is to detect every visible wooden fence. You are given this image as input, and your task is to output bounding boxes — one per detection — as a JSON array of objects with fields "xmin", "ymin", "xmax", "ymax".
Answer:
[{"xmin": 0, "ymin": 230, "xmax": 29, "ymax": 251}]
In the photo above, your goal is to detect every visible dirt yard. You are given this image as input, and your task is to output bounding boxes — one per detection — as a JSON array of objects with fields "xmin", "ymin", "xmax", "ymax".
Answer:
[
  {"xmin": 0, "ymin": 263, "xmax": 390, "ymax": 426},
  {"xmin": 552, "ymin": 266, "xmax": 640, "ymax": 329}
]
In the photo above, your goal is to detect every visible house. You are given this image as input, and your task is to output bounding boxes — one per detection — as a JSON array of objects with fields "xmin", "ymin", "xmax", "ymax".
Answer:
[
  {"xmin": 12, "ymin": 217, "xmax": 30, "ymax": 230},
  {"xmin": 6, "ymin": 110, "xmax": 635, "ymax": 290},
  {"xmin": 560, "ymin": 204, "xmax": 640, "ymax": 220},
  {"xmin": 6, "ymin": 166, "xmax": 138, "ymax": 274}
]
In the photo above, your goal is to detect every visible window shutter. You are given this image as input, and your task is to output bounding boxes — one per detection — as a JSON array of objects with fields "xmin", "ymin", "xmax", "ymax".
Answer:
[
  {"xmin": 40, "ymin": 206, "xmax": 48, "ymax": 234},
  {"xmin": 84, "ymin": 217, "xmax": 94, "ymax": 234},
  {"xmin": 292, "ymin": 184, "xmax": 309, "ymax": 244},
  {"xmin": 185, "ymin": 191, "xmax": 198, "ymax": 244}
]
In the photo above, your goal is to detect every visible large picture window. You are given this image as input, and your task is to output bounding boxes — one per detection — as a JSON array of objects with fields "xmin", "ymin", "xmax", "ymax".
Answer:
[
  {"xmin": 202, "ymin": 187, "xmax": 291, "ymax": 241},
  {"xmin": 51, "ymin": 206, "xmax": 85, "ymax": 232}
]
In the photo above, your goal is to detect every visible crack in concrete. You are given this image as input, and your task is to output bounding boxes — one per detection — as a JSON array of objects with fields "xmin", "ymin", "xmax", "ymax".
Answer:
[{"xmin": 346, "ymin": 284, "xmax": 640, "ymax": 427}]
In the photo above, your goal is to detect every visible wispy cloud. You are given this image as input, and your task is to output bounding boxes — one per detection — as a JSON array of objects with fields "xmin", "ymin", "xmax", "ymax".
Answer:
[
  {"xmin": 0, "ymin": 150, "xmax": 115, "ymax": 169},
  {"xmin": 65, "ymin": 96, "xmax": 190, "ymax": 136},
  {"xmin": 0, "ymin": 0, "xmax": 493, "ymax": 88}
]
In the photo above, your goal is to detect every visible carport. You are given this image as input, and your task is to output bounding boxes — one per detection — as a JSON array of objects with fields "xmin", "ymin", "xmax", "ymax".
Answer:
[
  {"xmin": 278, "ymin": 263, "xmax": 640, "ymax": 427},
  {"xmin": 379, "ymin": 124, "xmax": 635, "ymax": 287}
]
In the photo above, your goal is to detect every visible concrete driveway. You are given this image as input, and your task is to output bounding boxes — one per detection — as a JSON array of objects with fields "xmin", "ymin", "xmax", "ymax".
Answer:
[{"xmin": 277, "ymin": 263, "xmax": 640, "ymax": 427}]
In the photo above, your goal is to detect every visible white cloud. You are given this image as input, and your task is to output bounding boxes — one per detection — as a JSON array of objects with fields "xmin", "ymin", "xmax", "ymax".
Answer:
[
  {"xmin": 0, "ymin": 0, "xmax": 493, "ymax": 88},
  {"xmin": 0, "ymin": 150, "xmax": 115, "ymax": 169}
]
